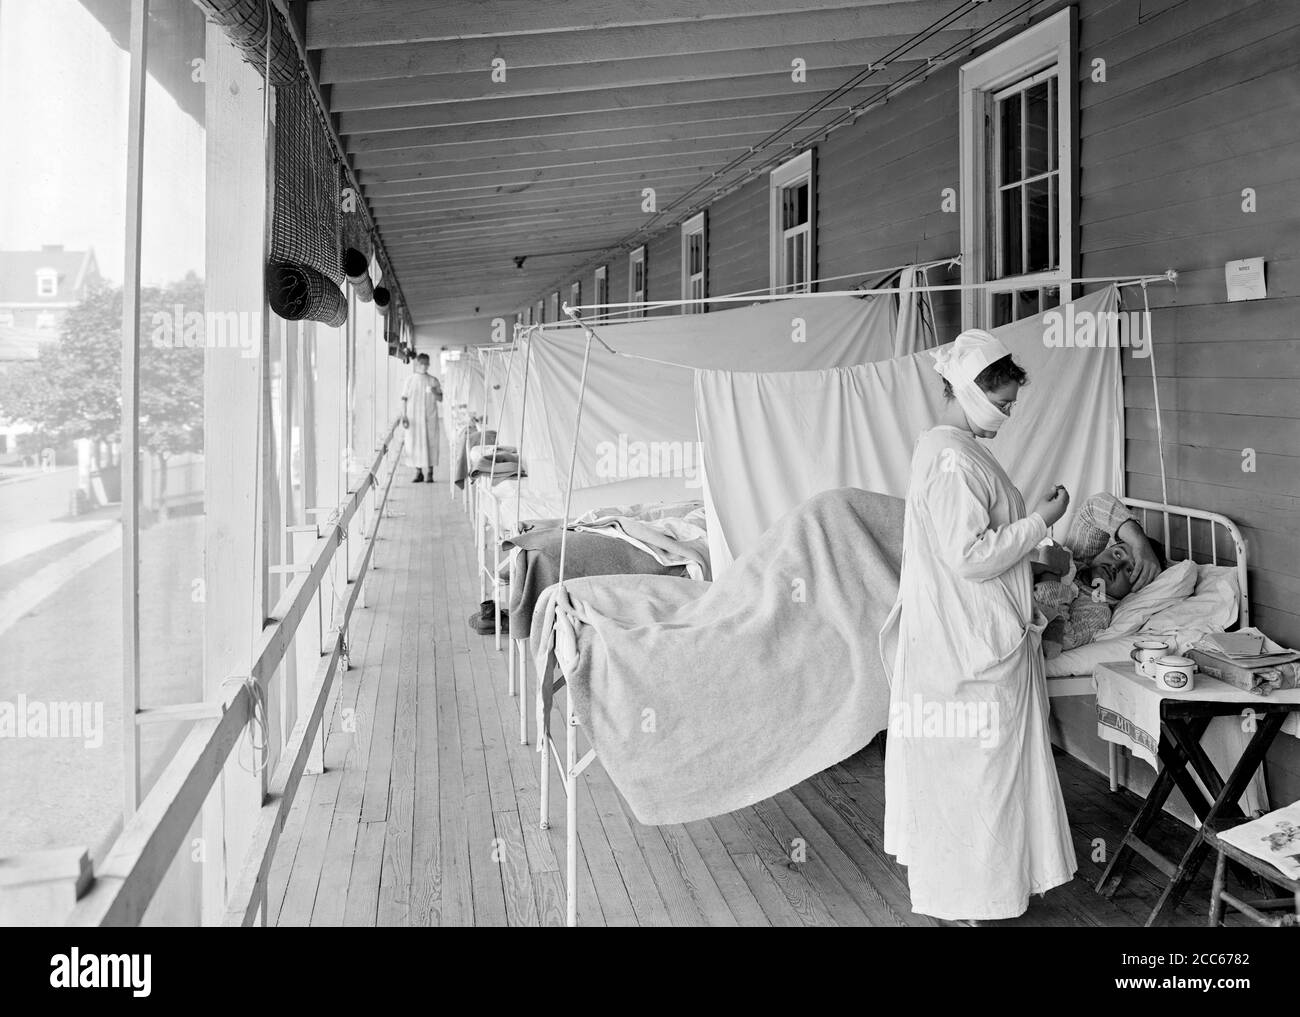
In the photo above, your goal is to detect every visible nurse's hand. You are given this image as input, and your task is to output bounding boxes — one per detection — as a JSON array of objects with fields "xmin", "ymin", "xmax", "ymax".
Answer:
[{"xmin": 1033, "ymin": 485, "xmax": 1070, "ymax": 528}]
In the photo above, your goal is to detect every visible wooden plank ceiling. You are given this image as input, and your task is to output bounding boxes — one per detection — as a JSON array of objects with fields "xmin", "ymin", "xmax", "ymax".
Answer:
[{"xmin": 305, "ymin": 0, "xmax": 1021, "ymax": 325}]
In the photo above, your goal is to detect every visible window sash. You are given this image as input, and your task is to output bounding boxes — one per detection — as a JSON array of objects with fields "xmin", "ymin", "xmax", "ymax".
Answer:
[{"xmin": 958, "ymin": 8, "xmax": 1074, "ymax": 330}]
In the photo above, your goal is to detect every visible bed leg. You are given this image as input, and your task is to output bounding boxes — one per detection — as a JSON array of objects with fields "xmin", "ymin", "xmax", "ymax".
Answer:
[
  {"xmin": 566, "ymin": 698, "xmax": 578, "ymax": 928},
  {"xmin": 507, "ymin": 623, "xmax": 516, "ymax": 695},
  {"xmin": 1108, "ymin": 743, "xmax": 1118, "ymax": 792},
  {"xmin": 518, "ymin": 641, "xmax": 528, "ymax": 745},
  {"xmin": 539, "ymin": 709, "xmax": 550, "ymax": 830}
]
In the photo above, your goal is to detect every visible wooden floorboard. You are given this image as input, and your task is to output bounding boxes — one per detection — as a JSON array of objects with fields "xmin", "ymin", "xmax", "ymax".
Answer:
[{"xmin": 273, "ymin": 474, "xmax": 1253, "ymax": 928}]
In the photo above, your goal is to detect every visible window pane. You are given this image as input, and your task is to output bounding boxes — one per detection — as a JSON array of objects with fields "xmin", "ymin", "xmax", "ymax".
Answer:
[
  {"xmin": 1049, "ymin": 75, "xmax": 1058, "ymax": 171},
  {"xmin": 782, "ymin": 182, "xmax": 809, "ymax": 230},
  {"xmin": 1026, "ymin": 175, "xmax": 1052, "ymax": 273},
  {"xmin": 999, "ymin": 93, "xmax": 1022, "ymax": 185},
  {"xmin": 0, "ymin": 0, "xmax": 130, "ymax": 865},
  {"xmin": 1000, "ymin": 186, "xmax": 1023, "ymax": 277},
  {"xmin": 992, "ymin": 291, "xmax": 1013, "ymax": 327},
  {"xmin": 1013, "ymin": 288, "xmax": 1040, "ymax": 323},
  {"xmin": 1025, "ymin": 80, "xmax": 1051, "ymax": 179}
]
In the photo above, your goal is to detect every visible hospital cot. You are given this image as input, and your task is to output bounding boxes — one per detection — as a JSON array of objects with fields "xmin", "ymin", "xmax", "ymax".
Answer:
[
  {"xmin": 1044, "ymin": 497, "xmax": 1249, "ymax": 792},
  {"xmin": 536, "ymin": 495, "xmax": 1252, "ymax": 927}
]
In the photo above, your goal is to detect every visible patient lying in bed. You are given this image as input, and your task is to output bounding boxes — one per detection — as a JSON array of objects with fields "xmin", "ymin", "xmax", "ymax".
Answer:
[{"xmin": 1032, "ymin": 492, "xmax": 1167, "ymax": 659}]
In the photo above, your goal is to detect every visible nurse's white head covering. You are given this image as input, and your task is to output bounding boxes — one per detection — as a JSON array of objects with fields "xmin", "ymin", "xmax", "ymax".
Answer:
[
  {"xmin": 930, "ymin": 329, "xmax": 1017, "ymax": 434},
  {"xmin": 929, "ymin": 329, "xmax": 1011, "ymax": 388}
]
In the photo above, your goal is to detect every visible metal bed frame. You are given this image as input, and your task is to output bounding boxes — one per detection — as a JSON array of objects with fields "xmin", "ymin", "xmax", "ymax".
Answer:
[{"xmin": 538, "ymin": 496, "xmax": 1252, "ymax": 926}]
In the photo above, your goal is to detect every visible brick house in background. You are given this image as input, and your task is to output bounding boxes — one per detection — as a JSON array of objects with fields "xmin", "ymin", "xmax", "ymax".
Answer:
[
  {"xmin": 0, "ymin": 245, "xmax": 99, "ymax": 456},
  {"xmin": 0, "ymin": 244, "xmax": 100, "ymax": 334}
]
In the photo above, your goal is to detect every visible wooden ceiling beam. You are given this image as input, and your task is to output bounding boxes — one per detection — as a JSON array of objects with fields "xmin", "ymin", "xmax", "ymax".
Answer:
[
  {"xmin": 350, "ymin": 109, "xmax": 849, "ymax": 168},
  {"xmin": 307, "ymin": 0, "xmax": 944, "ymax": 49},
  {"xmin": 363, "ymin": 151, "xmax": 739, "ymax": 197},
  {"xmin": 323, "ymin": 39, "xmax": 941, "ymax": 104},
  {"xmin": 392, "ymin": 240, "xmax": 632, "ymax": 267},
  {"xmin": 378, "ymin": 194, "xmax": 666, "ymax": 222},
  {"xmin": 320, "ymin": 11, "xmax": 958, "ymax": 87},
  {"xmin": 358, "ymin": 139, "xmax": 753, "ymax": 185},
  {"xmin": 336, "ymin": 70, "xmax": 908, "ymax": 134},
  {"xmin": 343, "ymin": 93, "xmax": 858, "ymax": 149},
  {"xmin": 381, "ymin": 212, "xmax": 662, "ymax": 238},
  {"xmin": 367, "ymin": 169, "xmax": 710, "ymax": 209},
  {"xmin": 343, "ymin": 92, "xmax": 852, "ymax": 152}
]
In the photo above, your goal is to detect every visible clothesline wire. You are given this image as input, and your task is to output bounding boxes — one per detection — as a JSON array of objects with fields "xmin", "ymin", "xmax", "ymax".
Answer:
[
  {"xmin": 549, "ymin": 256, "xmax": 961, "ymax": 329},
  {"xmin": 558, "ymin": 270, "xmax": 1178, "ymax": 317},
  {"xmin": 528, "ymin": 273, "xmax": 1179, "ymax": 375}
]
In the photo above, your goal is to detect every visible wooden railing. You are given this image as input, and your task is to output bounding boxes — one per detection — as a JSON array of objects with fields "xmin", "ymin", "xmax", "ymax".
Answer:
[{"xmin": 55, "ymin": 420, "xmax": 403, "ymax": 927}]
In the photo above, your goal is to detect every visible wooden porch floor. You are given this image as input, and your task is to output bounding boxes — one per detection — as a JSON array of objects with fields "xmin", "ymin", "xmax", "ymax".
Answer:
[{"xmin": 267, "ymin": 478, "xmax": 1245, "ymax": 927}]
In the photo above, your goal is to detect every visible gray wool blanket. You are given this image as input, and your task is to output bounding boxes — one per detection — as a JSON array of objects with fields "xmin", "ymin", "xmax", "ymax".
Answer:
[
  {"xmin": 505, "ymin": 527, "xmax": 687, "ymax": 638},
  {"xmin": 531, "ymin": 488, "xmax": 905, "ymax": 826}
]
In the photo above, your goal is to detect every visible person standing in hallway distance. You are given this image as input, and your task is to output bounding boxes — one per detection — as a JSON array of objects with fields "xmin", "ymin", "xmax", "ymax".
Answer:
[
  {"xmin": 401, "ymin": 352, "xmax": 443, "ymax": 482},
  {"xmin": 878, "ymin": 328, "xmax": 1077, "ymax": 922}
]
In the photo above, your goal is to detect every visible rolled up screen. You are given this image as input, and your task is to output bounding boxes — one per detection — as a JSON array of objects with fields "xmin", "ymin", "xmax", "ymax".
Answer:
[
  {"xmin": 343, "ymin": 247, "xmax": 374, "ymax": 302},
  {"xmin": 267, "ymin": 261, "xmax": 348, "ymax": 327}
]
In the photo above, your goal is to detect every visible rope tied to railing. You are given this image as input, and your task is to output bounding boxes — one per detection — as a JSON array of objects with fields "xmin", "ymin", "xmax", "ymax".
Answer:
[{"xmin": 220, "ymin": 674, "xmax": 269, "ymax": 776}]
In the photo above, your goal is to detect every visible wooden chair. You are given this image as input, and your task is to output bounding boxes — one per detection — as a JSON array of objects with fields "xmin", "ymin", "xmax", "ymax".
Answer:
[{"xmin": 1205, "ymin": 817, "xmax": 1300, "ymax": 928}]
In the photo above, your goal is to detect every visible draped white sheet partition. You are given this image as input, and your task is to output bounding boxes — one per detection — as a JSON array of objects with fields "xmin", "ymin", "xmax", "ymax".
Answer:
[
  {"xmin": 527, "ymin": 293, "xmax": 917, "ymax": 512},
  {"xmin": 695, "ymin": 285, "xmax": 1124, "ymax": 574},
  {"xmin": 441, "ymin": 354, "xmax": 486, "ymax": 436}
]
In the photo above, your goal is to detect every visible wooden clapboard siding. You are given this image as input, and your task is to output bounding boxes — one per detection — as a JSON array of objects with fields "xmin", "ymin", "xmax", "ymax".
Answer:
[
  {"xmin": 645, "ymin": 222, "xmax": 679, "ymax": 316},
  {"xmin": 704, "ymin": 177, "xmax": 768, "ymax": 302},
  {"xmin": 269, "ymin": 477, "xmax": 1253, "ymax": 926},
  {"xmin": 1075, "ymin": 0, "xmax": 1300, "ymax": 801}
]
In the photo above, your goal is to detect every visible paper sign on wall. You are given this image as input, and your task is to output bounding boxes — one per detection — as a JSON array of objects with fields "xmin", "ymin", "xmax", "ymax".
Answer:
[{"xmin": 1225, "ymin": 258, "xmax": 1267, "ymax": 302}]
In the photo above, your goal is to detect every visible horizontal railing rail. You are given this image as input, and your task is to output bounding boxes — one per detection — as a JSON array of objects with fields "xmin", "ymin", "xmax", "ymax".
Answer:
[{"xmin": 62, "ymin": 419, "xmax": 403, "ymax": 927}]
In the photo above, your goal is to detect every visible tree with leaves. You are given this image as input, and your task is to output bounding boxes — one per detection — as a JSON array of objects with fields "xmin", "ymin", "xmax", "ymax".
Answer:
[{"xmin": 0, "ymin": 272, "xmax": 206, "ymax": 511}]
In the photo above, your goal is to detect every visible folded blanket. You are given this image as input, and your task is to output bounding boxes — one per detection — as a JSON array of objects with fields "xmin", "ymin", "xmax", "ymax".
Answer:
[
  {"xmin": 504, "ymin": 527, "xmax": 688, "ymax": 638},
  {"xmin": 532, "ymin": 487, "xmax": 905, "ymax": 826},
  {"xmin": 453, "ymin": 427, "xmax": 496, "ymax": 488},
  {"xmin": 573, "ymin": 513, "xmax": 710, "ymax": 580}
]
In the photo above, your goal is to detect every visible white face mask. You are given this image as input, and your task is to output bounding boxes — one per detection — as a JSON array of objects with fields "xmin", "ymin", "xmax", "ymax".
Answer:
[{"xmin": 953, "ymin": 378, "xmax": 1009, "ymax": 434}]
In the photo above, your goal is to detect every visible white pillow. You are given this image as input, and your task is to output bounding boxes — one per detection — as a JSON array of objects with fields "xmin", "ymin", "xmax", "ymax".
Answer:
[
  {"xmin": 1140, "ymin": 564, "xmax": 1239, "ymax": 648},
  {"xmin": 1098, "ymin": 559, "xmax": 1198, "ymax": 638}
]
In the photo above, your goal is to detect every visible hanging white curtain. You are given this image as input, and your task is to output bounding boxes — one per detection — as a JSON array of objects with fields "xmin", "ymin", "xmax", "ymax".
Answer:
[
  {"xmin": 695, "ymin": 285, "xmax": 1124, "ymax": 574},
  {"xmin": 527, "ymin": 293, "xmax": 916, "ymax": 509}
]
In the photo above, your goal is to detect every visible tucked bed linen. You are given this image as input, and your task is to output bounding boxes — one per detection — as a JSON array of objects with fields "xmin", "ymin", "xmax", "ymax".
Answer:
[{"xmin": 531, "ymin": 488, "xmax": 905, "ymax": 827}]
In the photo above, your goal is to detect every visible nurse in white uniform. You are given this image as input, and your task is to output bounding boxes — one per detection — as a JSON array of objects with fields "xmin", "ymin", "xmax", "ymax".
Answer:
[
  {"xmin": 401, "ymin": 352, "xmax": 443, "ymax": 482},
  {"xmin": 880, "ymin": 329, "xmax": 1077, "ymax": 921}
]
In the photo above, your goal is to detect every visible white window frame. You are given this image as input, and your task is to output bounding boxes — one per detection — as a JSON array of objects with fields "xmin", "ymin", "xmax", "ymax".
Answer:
[
  {"xmin": 594, "ymin": 265, "xmax": 608, "ymax": 311},
  {"xmin": 35, "ymin": 311, "xmax": 57, "ymax": 329},
  {"xmin": 535, "ymin": 298, "xmax": 544, "ymax": 324},
  {"xmin": 959, "ymin": 7, "xmax": 1076, "ymax": 330},
  {"xmin": 680, "ymin": 212, "xmax": 707, "ymax": 313},
  {"xmin": 36, "ymin": 268, "xmax": 58, "ymax": 297},
  {"xmin": 549, "ymin": 291, "xmax": 560, "ymax": 323},
  {"xmin": 769, "ymin": 150, "xmax": 815, "ymax": 295},
  {"xmin": 628, "ymin": 246, "xmax": 647, "ymax": 318},
  {"xmin": 569, "ymin": 280, "xmax": 581, "ymax": 314}
]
